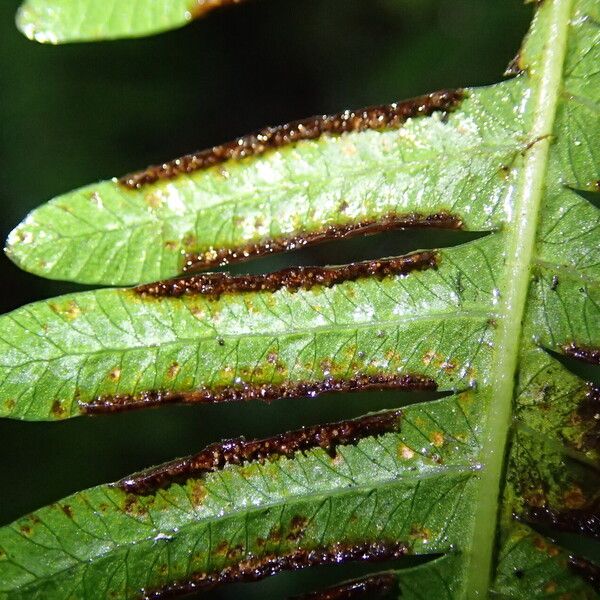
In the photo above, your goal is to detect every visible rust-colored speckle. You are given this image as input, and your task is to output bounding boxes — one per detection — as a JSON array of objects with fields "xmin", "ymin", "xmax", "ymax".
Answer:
[
  {"xmin": 118, "ymin": 410, "xmax": 402, "ymax": 495},
  {"xmin": 120, "ymin": 90, "xmax": 464, "ymax": 190},
  {"xmin": 81, "ymin": 373, "xmax": 436, "ymax": 414},
  {"xmin": 190, "ymin": 481, "xmax": 207, "ymax": 504},
  {"xmin": 182, "ymin": 213, "xmax": 460, "ymax": 272},
  {"xmin": 19, "ymin": 524, "xmax": 31, "ymax": 536},
  {"xmin": 268, "ymin": 526, "xmax": 282, "ymax": 544},
  {"xmin": 51, "ymin": 400, "xmax": 66, "ymax": 418},
  {"xmin": 167, "ymin": 363, "xmax": 181, "ymax": 379},
  {"xmin": 544, "ymin": 581, "xmax": 557, "ymax": 594},
  {"xmin": 135, "ymin": 251, "xmax": 439, "ymax": 298},
  {"xmin": 287, "ymin": 516, "xmax": 309, "ymax": 542},
  {"xmin": 215, "ymin": 541, "xmax": 229, "ymax": 556},
  {"xmin": 430, "ymin": 432, "xmax": 445, "ymax": 447},
  {"xmin": 563, "ymin": 343, "xmax": 600, "ymax": 365},
  {"xmin": 61, "ymin": 505, "xmax": 73, "ymax": 519},
  {"xmin": 292, "ymin": 572, "xmax": 397, "ymax": 600},
  {"xmin": 409, "ymin": 525, "xmax": 432, "ymax": 543},
  {"xmin": 123, "ymin": 495, "xmax": 148, "ymax": 517},
  {"xmin": 139, "ymin": 541, "xmax": 407, "ymax": 599},
  {"xmin": 50, "ymin": 300, "xmax": 81, "ymax": 320},
  {"xmin": 568, "ymin": 555, "xmax": 600, "ymax": 592},
  {"xmin": 226, "ymin": 545, "xmax": 244, "ymax": 561},
  {"xmin": 109, "ymin": 368, "xmax": 121, "ymax": 382}
]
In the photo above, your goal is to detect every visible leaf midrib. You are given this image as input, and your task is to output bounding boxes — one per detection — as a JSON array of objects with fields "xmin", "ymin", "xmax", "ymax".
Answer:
[{"xmin": 465, "ymin": 0, "xmax": 575, "ymax": 596}]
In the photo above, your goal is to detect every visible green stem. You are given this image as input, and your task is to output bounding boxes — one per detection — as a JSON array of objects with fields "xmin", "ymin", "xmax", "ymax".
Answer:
[{"xmin": 465, "ymin": 0, "xmax": 573, "ymax": 596}]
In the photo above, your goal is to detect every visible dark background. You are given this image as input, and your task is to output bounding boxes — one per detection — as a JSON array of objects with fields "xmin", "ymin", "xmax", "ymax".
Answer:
[{"xmin": 0, "ymin": 1, "xmax": 531, "ymax": 597}]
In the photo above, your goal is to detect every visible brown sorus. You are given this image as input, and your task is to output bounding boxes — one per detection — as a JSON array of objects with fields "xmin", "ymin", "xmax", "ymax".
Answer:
[
  {"xmin": 563, "ymin": 343, "xmax": 600, "ymax": 365},
  {"xmin": 135, "ymin": 251, "xmax": 439, "ymax": 298},
  {"xmin": 120, "ymin": 90, "xmax": 464, "ymax": 190},
  {"xmin": 118, "ymin": 409, "xmax": 402, "ymax": 495},
  {"xmin": 524, "ymin": 504, "xmax": 600, "ymax": 539},
  {"xmin": 292, "ymin": 572, "xmax": 398, "ymax": 600},
  {"xmin": 82, "ymin": 373, "xmax": 436, "ymax": 415},
  {"xmin": 139, "ymin": 542, "xmax": 407, "ymax": 599},
  {"xmin": 568, "ymin": 555, "xmax": 600, "ymax": 592},
  {"xmin": 182, "ymin": 213, "xmax": 461, "ymax": 272},
  {"xmin": 580, "ymin": 385, "xmax": 600, "ymax": 452}
]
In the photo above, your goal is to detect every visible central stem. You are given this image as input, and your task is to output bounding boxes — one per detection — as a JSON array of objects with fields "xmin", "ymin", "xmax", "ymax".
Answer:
[{"xmin": 465, "ymin": 0, "xmax": 573, "ymax": 596}]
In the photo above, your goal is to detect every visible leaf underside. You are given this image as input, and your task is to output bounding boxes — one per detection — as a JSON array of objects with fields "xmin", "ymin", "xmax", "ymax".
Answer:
[
  {"xmin": 15, "ymin": 0, "xmax": 249, "ymax": 44},
  {"xmin": 1, "ymin": 0, "xmax": 600, "ymax": 598}
]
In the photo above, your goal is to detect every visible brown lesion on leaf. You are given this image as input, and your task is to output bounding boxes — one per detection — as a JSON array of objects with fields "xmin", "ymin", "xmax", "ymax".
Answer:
[
  {"xmin": 60, "ymin": 504, "xmax": 73, "ymax": 519},
  {"xmin": 190, "ymin": 481, "xmax": 207, "ymax": 504},
  {"xmin": 563, "ymin": 342, "xmax": 600, "ymax": 365},
  {"xmin": 51, "ymin": 400, "xmax": 66, "ymax": 419},
  {"xmin": 286, "ymin": 516, "xmax": 309, "ymax": 542},
  {"xmin": 167, "ymin": 363, "xmax": 181, "ymax": 379},
  {"xmin": 135, "ymin": 251, "xmax": 439, "ymax": 299},
  {"xmin": 139, "ymin": 541, "xmax": 407, "ymax": 599},
  {"xmin": 119, "ymin": 90, "xmax": 465, "ymax": 190},
  {"xmin": 181, "ymin": 212, "xmax": 461, "ymax": 272},
  {"xmin": 123, "ymin": 494, "xmax": 149, "ymax": 517},
  {"xmin": 292, "ymin": 572, "xmax": 398, "ymax": 600},
  {"xmin": 430, "ymin": 432, "xmax": 445, "ymax": 448},
  {"xmin": 409, "ymin": 524, "xmax": 432, "ymax": 543},
  {"xmin": 117, "ymin": 409, "xmax": 402, "ymax": 495},
  {"xmin": 511, "ymin": 431, "xmax": 600, "ymax": 539},
  {"xmin": 81, "ymin": 373, "xmax": 436, "ymax": 414},
  {"xmin": 49, "ymin": 300, "xmax": 81, "ymax": 320}
]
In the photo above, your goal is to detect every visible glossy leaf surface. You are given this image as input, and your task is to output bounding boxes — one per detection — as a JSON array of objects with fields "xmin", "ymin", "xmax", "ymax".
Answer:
[
  {"xmin": 1, "ymin": 0, "xmax": 600, "ymax": 598},
  {"xmin": 16, "ymin": 0, "xmax": 245, "ymax": 44}
]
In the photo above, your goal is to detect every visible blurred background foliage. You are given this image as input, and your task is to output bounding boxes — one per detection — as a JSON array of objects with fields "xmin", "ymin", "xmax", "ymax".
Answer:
[{"xmin": 0, "ymin": 1, "xmax": 530, "ymax": 597}]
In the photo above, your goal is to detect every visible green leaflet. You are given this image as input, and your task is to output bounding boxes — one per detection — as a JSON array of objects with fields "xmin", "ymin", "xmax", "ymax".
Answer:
[
  {"xmin": 1, "ymin": 0, "xmax": 600, "ymax": 598},
  {"xmin": 0, "ymin": 239, "xmax": 497, "ymax": 421},
  {"xmin": 6, "ymin": 83, "xmax": 524, "ymax": 287},
  {"xmin": 15, "ymin": 0, "xmax": 246, "ymax": 44}
]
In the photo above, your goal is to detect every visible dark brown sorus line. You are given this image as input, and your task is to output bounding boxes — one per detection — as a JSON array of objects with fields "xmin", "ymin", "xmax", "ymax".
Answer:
[
  {"xmin": 139, "ymin": 542, "xmax": 408, "ymax": 599},
  {"xmin": 563, "ymin": 342, "xmax": 600, "ymax": 365},
  {"xmin": 82, "ymin": 373, "xmax": 437, "ymax": 415},
  {"xmin": 291, "ymin": 572, "xmax": 398, "ymax": 600},
  {"xmin": 182, "ymin": 213, "xmax": 460, "ymax": 272},
  {"xmin": 524, "ymin": 503, "xmax": 600, "ymax": 540},
  {"xmin": 118, "ymin": 409, "xmax": 402, "ymax": 495},
  {"xmin": 119, "ymin": 89, "xmax": 464, "ymax": 189},
  {"xmin": 568, "ymin": 555, "xmax": 600, "ymax": 593},
  {"xmin": 135, "ymin": 250, "xmax": 439, "ymax": 298}
]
